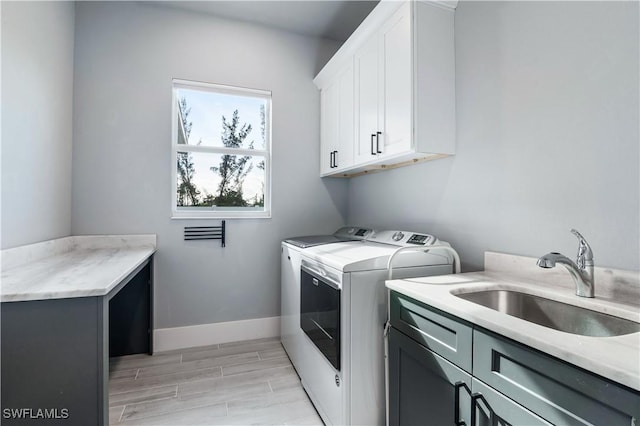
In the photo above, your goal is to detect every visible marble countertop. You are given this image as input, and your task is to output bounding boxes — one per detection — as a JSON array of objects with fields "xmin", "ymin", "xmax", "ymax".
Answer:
[
  {"xmin": 386, "ymin": 252, "xmax": 640, "ymax": 391},
  {"xmin": 1, "ymin": 235, "xmax": 156, "ymax": 302}
]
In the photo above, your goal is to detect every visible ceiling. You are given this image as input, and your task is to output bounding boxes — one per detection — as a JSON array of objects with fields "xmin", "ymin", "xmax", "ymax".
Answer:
[{"xmin": 149, "ymin": 1, "xmax": 380, "ymax": 42}]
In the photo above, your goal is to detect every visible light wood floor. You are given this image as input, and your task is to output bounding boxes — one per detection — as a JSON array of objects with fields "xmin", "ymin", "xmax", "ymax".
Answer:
[{"xmin": 109, "ymin": 338, "xmax": 323, "ymax": 425}]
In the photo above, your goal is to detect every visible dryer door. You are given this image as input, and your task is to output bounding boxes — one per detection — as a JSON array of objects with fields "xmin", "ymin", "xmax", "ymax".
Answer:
[{"xmin": 300, "ymin": 266, "xmax": 341, "ymax": 371}]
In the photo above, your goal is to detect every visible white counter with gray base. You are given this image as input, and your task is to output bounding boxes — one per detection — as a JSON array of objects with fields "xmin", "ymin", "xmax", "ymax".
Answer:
[{"xmin": 1, "ymin": 235, "xmax": 156, "ymax": 426}]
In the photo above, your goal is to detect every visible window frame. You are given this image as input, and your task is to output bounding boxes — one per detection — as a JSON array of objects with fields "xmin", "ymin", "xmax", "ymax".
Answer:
[{"xmin": 171, "ymin": 79, "xmax": 272, "ymax": 219}]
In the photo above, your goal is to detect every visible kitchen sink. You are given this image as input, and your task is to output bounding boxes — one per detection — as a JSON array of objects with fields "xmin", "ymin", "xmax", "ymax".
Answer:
[{"xmin": 455, "ymin": 289, "xmax": 640, "ymax": 337}]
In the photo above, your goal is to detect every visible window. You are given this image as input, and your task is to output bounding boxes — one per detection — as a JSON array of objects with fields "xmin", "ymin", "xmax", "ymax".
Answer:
[{"xmin": 171, "ymin": 79, "xmax": 271, "ymax": 218}]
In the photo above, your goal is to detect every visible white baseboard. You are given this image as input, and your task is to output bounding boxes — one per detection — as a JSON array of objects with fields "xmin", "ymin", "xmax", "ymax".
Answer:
[{"xmin": 153, "ymin": 316, "xmax": 281, "ymax": 352}]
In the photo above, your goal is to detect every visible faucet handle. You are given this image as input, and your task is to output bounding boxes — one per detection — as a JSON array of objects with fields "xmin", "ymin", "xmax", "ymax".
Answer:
[{"xmin": 570, "ymin": 229, "xmax": 593, "ymax": 267}]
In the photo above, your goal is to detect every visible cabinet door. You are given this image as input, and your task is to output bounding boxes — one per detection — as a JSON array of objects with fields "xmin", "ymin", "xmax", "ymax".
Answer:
[
  {"xmin": 471, "ymin": 379, "xmax": 551, "ymax": 426},
  {"xmin": 388, "ymin": 327, "xmax": 472, "ymax": 426},
  {"xmin": 335, "ymin": 61, "xmax": 354, "ymax": 170},
  {"xmin": 320, "ymin": 82, "xmax": 338, "ymax": 175},
  {"xmin": 379, "ymin": 1, "xmax": 412, "ymax": 158},
  {"xmin": 354, "ymin": 34, "xmax": 379, "ymax": 164}
]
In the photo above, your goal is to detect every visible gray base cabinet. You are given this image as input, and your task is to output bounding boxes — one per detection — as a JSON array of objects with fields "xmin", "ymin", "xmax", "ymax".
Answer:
[
  {"xmin": 388, "ymin": 328, "xmax": 472, "ymax": 426},
  {"xmin": 471, "ymin": 378, "xmax": 550, "ymax": 426},
  {"xmin": 388, "ymin": 291, "xmax": 640, "ymax": 426},
  {"xmin": 474, "ymin": 330, "xmax": 639, "ymax": 425},
  {"xmin": 1, "ymin": 296, "xmax": 106, "ymax": 425},
  {"xmin": 1, "ymin": 259, "xmax": 153, "ymax": 426}
]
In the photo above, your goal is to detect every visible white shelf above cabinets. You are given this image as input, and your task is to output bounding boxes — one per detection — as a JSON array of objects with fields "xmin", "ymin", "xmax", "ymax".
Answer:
[{"xmin": 314, "ymin": 0, "xmax": 457, "ymax": 178}]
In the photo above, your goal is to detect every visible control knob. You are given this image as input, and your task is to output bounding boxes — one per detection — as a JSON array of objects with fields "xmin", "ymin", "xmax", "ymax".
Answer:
[{"xmin": 392, "ymin": 231, "xmax": 405, "ymax": 242}]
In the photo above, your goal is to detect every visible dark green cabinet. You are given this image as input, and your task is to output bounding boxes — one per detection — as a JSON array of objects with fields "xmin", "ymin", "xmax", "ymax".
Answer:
[
  {"xmin": 474, "ymin": 330, "xmax": 640, "ymax": 425},
  {"xmin": 388, "ymin": 328, "xmax": 472, "ymax": 426},
  {"xmin": 390, "ymin": 291, "xmax": 473, "ymax": 373},
  {"xmin": 388, "ymin": 291, "xmax": 640, "ymax": 426},
  {"xmin": 471, "ymin": 379, "xmax": 550, "ymax": 426}
]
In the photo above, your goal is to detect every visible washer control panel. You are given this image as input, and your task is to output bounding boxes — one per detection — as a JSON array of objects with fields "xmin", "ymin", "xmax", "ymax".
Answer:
[
  {"xmin": 334, "ymin": 226, "xmax": 374, "ymax": 240},
  {"xmin": 368, "ymin": 230, "xmax": 436, "ymax": 247}
]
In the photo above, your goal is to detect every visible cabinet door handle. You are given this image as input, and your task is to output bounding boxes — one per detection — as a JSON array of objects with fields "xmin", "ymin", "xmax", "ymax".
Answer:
[
  {"xmin": 371, "ymin": 134, "xmax": 376, "ymax": 155},
  {"xmin": 333, "ymin": 150, "xmax": 338, "ymax": 168},
  {"xmin": 454, "ymin": 381, "xmax": 469, "ymax": 426},
  {"xmin": 470, "ymin": 392, "xmax": 493, "ymax": 426},
  {"xmin": 330, "ymin": 151, "xmax": 335, "ymax": 168},
  {"xmin": 376, "ymin": 131, "xmax": 382, "ymax": 154}
]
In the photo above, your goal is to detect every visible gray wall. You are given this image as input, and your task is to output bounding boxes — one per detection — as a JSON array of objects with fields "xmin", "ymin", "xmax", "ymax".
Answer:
[
  {"xmin": 1, "ymin": 1, "xmax": 75, "ymax": 249},
  {"xmin": 71, "ymin": 2, "xmax": 347, "ymax": 328},
  {"xmin": 348, "ymin": 1, "xmax": 639, "ymax": 271}
]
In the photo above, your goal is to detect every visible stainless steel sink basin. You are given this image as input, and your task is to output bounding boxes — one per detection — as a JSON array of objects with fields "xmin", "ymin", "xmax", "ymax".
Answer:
[{"xmin": 455, "ymin": 290, "xmax": 640, "ymax": 337}]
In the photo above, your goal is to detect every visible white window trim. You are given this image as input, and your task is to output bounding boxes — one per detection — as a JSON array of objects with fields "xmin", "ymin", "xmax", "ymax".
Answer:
[{"xmin": 171, "ymin": 79, "xmax": 272, "ymax": 219}]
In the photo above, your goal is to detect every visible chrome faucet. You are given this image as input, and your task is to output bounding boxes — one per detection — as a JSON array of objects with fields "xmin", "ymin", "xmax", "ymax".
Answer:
[{"xmin": 537, "ymin": 229, "xmax": 595, "ymax": 298}]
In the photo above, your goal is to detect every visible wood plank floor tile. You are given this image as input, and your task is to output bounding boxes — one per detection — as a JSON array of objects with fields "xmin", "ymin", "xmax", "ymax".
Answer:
[
  {"xmin": 137, "ymin": 352, "xmax": 259, "ymax": 379},
  {"xmin": 222, "ymin": 397, "xmax": 322, "ymax": 425},
  {"xmin": 110, "ymin": 353, "xmax": 182, "ymax": 371},
  {"xmin": 121, "ymin": 382, "xmax": 271, "ymax": 423},
  {"xmin": 226, "ymin": 387, "xmax": 308, "ymax": 415},
  {"xmin": 110, "ymin": 367, "xmax": 222, "ymax": 394},
  {"xmin": 222, "ymin": 356, "xmax": 290, "ymax": 377},
  {"xmin": 219, "ymin": 337, "xmax": 279, "ymax": 348},
  {"xmin": 109, "ymin": 406, "xmax": 125, "ymax": 425},
  {"xmin": 181, "ymin": 340, "xmax": 282, "ymax": 363},
  {"xmin": 258, "ymin": 346, "xmax": 287, "ymax": 360},
  {"xmin": 119, "ymin": 402, "xmax": 228, "ymax": 425},
  {"xmin": 109, "ymin": 385, "xmax": 178, "ymax": 407},
  {"xmin": 268, "ymin": 373, "xmax": 303, "ymax": 392},
  {"xmin": 178, "ymin": 365, "xmax": 295, "ymax": 397},
  {"xmin": 155, "ymin": 343, "xmax": 219, "ymax": 356},
  {"xmin": 109, "ymin": 368, "xmax": 138, "ymax": 380}
]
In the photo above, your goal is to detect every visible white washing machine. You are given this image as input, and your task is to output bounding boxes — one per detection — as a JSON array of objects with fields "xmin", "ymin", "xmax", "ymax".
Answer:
[
  {"xmin": 289, "ymin": 230, "xmax": 455, "ymax": 426},
  {"xmin": 280, "ymin": 227, "xmax": 374, "ymax": 374}
]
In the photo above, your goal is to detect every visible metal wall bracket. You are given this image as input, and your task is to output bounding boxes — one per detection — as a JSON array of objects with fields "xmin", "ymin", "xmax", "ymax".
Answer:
[{"xmin": 184, "ymin": 221, "xmax": 226, "ymax": 247}]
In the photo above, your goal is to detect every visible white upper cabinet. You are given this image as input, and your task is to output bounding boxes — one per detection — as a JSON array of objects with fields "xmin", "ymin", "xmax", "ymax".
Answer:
[
  {"xmin": 320, "ymin": 78, "xmax": 339, "ymax": 176},
  {"xmin": 314, "ymin": 0, "xmax": 456, "ymax": 177},
  {"xmin": 379, "ymin": 2, "xmax": 413, "ymax": 158},
  {"xmin": 354, "ymin": 34, "xmax": 380, "ymax": 163},
  {"xmin": 319, "ymin": 59, "xmax": 355, "ymax": 176}
]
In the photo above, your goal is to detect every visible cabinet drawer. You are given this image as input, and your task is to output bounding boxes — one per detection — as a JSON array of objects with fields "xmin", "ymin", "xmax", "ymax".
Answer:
[
  {"xmin": 471, "ymin": 378, "xmax": 551, "ymax": 426},
  {"xmin": 390, "ymin": 291, "xmax": 472, "ymax": 372},
  {"xmin": 473, "ymin": 330, "xmax": 640, "ymax": 425}
]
